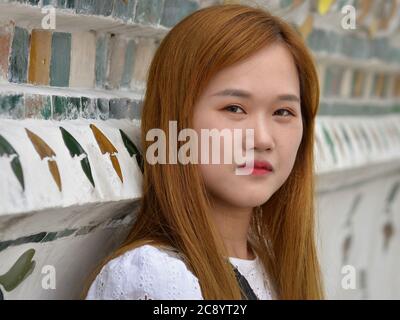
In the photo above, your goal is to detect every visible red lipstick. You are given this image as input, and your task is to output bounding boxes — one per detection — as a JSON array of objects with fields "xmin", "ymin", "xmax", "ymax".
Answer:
[{"xmin": 238, "ymin": 160, "xmax": 274, "ymax": 176}]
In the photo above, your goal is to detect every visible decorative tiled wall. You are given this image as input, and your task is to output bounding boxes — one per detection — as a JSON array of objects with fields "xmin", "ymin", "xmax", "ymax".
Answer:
[
  {"xmin": 0, "ymin": 93, "xmax": 142, "ymax": 120},
  {"xmin": 0, "ymin": 0, "xmax": 400, "ymax": 299}
]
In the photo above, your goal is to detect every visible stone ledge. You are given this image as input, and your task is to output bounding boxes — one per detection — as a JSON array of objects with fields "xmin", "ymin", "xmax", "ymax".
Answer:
[
  {"xmin": 0, "ymin": 84, "xmax": 145, "ymax": 120},
  {"xmin": 0, "ymin": 1, "xmax": 171, "ymax": 38}
]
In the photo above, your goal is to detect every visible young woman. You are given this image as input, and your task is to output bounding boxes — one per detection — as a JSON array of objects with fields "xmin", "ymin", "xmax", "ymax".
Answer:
[{"xmin": 83, "ymin": 4, "xmax": 324, "ymax": 300}]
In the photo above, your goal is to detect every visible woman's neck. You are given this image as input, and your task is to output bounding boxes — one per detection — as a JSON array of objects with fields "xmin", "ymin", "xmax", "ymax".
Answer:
[{"xmin": 209, "ymin": 199, "xmax": 255, "ymax": 260}]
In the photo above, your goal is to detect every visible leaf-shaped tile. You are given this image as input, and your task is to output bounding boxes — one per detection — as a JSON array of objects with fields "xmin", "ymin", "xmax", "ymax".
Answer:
[
  {"xmin": 0, "ymin": 248, "xmax": 36, "ymax": 292},
  {"xmin": 60, "ymin": 127, "xmax": 95, "ymax": 188},
  {"xmin": 90, "ymin": 124, "xmax": 123, "ymax": 183},
  {"xmin": 25, "ymin": 128, "xmax": 62, "ymax": 191},
  {"xmin": 383, "ymin": 222, "xmax": 394, "ymax": 251},
  {"xmin": 119, "ymin": 129, "xmax": 144, "ymax": 173},
  {"xmin": 90, "ymin": 124, "xmax": 117, "ymax": 153},
  {"xmin": 25, "ymin": 129, "xmax": 56, "ymax": 158},
  {"xmin": 109, "ymin": 155, "xmax": 123, "ymax": 182},
  {"xmin": 0, "ymin": 134, "xmax": 25, "ymax": 190},
  {"xmin": 48, "ymin": 160, "xmax": 62, "ymax": 192}
]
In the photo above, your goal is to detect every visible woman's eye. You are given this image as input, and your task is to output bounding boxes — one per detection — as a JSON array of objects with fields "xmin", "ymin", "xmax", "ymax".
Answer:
[
  {"xmin": 224, "ymin": 104, "xmax": 245, "ymax": 114},
  {"xmin": 274, "ymin": 108, "xmax": 294, "ymax": 117}
]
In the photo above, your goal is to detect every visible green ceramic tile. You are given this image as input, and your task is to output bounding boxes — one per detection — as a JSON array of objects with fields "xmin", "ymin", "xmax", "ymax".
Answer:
[
  {"xmin": 161, "ymin": 0, "xmax": 199, "ymax": 28},
  {"xmin": 40, "ymin": 232, "xmax": 58, "ymax": 242},
  {"xmin": 42, "ymin": 0, "xmax": 75, "ymax": 8},
  {"xmin": 120, "ymin": 129, "xmax": 139, "ymax": 158},
  {"xmin": 75, "ymin": 225, "xmax": 97, "ymax": 236},
  {"xmin": 0, "ymin": 249, "xmax": 35, "ymax": 292},
  {"xmin": 41, "ymin": 0, "xmax": 55, "ymax": 6},
  {"xmin": 52, "ymin": 96, "xmax": 81, "ymax": 120},
  {"xmin": 56, "ymin": 228, "xmax": 77, "ymax": 238},
  {"xmin": 0, "ymin": 241, "xmax": 12, "ymax": 252},
  {"xmin": 0, "ymin": 133, "xmax": 25, "ymax": 190},
  {"xmin": 109, "ymin": 98, "xmax": 136, "ymax": 119},
  {"xmin": 132, "ymin": 99, "xmax": 142, "ymax": 119},
  {"xmin": 94, "ymin": 0, "xmax": 114, "ymax": 16},
  {"xmin": 279, "ymin": 0, "xmax": 294, "ymax": 8},
  {"xmin": 0, "ymin": 94, "xmax": 24, "ymax": 118},
  {"xmin": 75, "ymin": 0, "xmax": 96, "ymax": 14},
  {"xmin": 113, "ymin": 0, "xmax": 136, "ymax": 22},
  {"xmin": 339, "ymin": 125, "xmax": 353, "ymax": 152},
  {"xmin": 359, "ymin": 127, "xmax": 372, "ymax": 151},
  {"xmin": 17, "ymin": 0, "xmax": 41, "ymax": 5},
  {"xmin": 322, "ymin": 125, "xmax": 337, "ymax": 164},
  {"xmin": 307, "ymin": 29, "xmax": 326, "ymax": 51},
  {"xmin": 120, "ymin": 129, "xmax": 143, "ymax": 173},
  {"xmin": 60, "ymin": 127, "xmax": 95, "ymax": 187},
  {"xmin": 96, "ymin": 98, "xmax": 109, "ymax": 120},
  {"xmin": 135, "ymin": 0, "xmax": 164, "ymax": 25},
  {"xmin": 76, "ymin": 0, "xmax": 114, "ymax": 16},
  {"xmin": 95, "ymin": 34, "xmax": 110, "ymax": 88},
  {"xmin": 13, "ymin": 233, "xmax": 47, "ymax": 245},
  {"xmin": 52, "ymin": 96, "xmax": 67, "ymax": 119},
  {"xmin": 386, "ymin": 182, "xmax": 400, "ymax": 206},
  {"xmin": 50, "ymin": 32, "xmax": 71, "ymax": 87},
  {"xmin": 58, "ymin": 0, "xmax": 75, "ymax": 8},
  {"xmin": 121, "ymin": 40, "xmax": 136, "ymax": 88},
  {"xmin": 80, "ymin": 97, "xmax": 97, "ymax": 118},
  {"xmin": 40, "ymin": 96, "xmax": 52, "ymax": 119},
  {"xmin": 8, "ymin": 26, "xmax": 30, "ymax": 84}
]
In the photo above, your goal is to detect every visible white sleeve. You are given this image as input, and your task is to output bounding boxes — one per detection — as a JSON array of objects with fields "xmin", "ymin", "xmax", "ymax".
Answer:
[{"xmin": 85, "ymin": 244, "xmax": 203, "ymax": 300}]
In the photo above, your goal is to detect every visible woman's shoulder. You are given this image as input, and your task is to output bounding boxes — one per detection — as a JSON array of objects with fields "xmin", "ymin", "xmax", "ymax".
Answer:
[{"xmin": 85, "ymin": 244, "xmax": 203, "ymax": 300}]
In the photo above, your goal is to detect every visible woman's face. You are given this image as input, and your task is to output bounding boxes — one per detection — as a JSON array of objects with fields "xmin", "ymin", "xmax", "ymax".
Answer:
[{"xmin": 192, "ymin": 42, "xmax": 303, "ymax": 209}]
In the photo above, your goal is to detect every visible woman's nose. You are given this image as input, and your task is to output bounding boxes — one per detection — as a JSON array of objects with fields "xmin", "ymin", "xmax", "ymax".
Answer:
[{"xmin": 249, "ymin": 116, "xmax": 275, "ymax": 152}]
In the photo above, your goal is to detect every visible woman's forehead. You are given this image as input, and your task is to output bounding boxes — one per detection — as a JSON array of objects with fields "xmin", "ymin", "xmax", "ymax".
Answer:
[{"xmin": 202, "ymin": 43, "xmax": 300, "ymax": 98}]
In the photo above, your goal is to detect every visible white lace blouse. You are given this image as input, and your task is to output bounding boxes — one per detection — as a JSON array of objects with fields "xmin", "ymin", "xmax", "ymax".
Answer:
[{"xmin": 85, "ymin": 244, "xmax": 274, "ymax": 300}]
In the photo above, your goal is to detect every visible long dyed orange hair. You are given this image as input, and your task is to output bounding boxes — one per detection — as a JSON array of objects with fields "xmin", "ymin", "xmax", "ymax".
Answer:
[{"xmin": 82, "ymin": 4, "xmax": 324, "ymax": 300}]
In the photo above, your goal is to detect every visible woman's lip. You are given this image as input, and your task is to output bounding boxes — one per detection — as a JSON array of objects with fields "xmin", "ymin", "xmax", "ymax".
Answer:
[
  {"xmin": 238, "ymin": 160, "xmax": 274, "ymax": 171},
  {"xmin": 250, "ymin": 167, "xmax": 272, "ymax": 175}
]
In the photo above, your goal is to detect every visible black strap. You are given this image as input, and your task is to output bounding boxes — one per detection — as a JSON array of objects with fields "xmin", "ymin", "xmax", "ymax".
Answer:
[
  {"xmin": 230, "ymin": 263, "xmax": 259, "ymax": 300},
  {"xmin": 165, "ymin": 246, "xmax": 259, "ymax": 300}
]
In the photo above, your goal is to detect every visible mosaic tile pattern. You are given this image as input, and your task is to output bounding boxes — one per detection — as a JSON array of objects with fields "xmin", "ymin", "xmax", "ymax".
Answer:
[
  {"xmin": 0, "ymin": 119, "xmax": 144, "ymax": 204},
  {"xmin": 0, "ymin": 94, "xmax": 143, "ymax": 120},
  {"xmin": 0, "ymin": 206, "xmax": 137, "ymax": 253}
]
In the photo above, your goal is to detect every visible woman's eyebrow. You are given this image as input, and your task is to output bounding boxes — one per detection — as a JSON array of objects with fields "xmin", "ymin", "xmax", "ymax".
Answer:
[
  {"xmin": 210, "ymin": 88, "xmax": 300, "ymax": 103},
  {"xmin": 275, "ymin": 94, "xmax": 300, "ymax": 103},
  {"xmin": 210, "ymin": 88, "xmax": 252, "ymax": 98}
]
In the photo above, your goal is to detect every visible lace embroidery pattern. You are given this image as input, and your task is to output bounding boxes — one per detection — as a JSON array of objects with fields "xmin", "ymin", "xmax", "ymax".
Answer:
[
  {"xmin": 86, "ymin": 244, "xmax": 273, "ymax": 300},
  {"xmin": 85, "ymin": 245, "xmax": 203, "ymax": 300}
]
